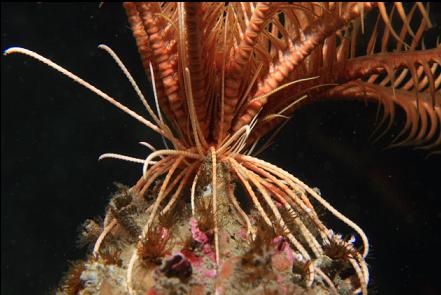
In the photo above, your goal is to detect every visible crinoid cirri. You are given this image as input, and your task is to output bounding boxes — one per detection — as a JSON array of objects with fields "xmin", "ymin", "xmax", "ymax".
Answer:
[{"xmin": 4, "ymin": 2, "xmax": 440, "ymax": 295}]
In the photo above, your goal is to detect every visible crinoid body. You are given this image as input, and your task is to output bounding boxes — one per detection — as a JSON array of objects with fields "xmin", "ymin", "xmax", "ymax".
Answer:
[{"xmin": 4, "ymin": 2, "xmax": 440, "ymax": 295}]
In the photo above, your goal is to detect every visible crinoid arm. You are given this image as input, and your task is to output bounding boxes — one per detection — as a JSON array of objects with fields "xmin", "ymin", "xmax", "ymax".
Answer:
[{"xmin": 246, "ymin": 3, "xmax": 440, "ymax": 152}]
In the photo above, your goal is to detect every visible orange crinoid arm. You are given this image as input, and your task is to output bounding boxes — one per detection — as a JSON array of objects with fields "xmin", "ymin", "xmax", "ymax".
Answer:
[{"xmin": 124, "ymin": 2, "xmax": 440, "ymax": 151}]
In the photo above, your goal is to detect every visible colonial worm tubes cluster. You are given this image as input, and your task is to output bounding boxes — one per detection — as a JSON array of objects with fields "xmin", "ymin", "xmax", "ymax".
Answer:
[{"xmin": 5, "ymin": 2, "xmax": 440, "ymax": 295}]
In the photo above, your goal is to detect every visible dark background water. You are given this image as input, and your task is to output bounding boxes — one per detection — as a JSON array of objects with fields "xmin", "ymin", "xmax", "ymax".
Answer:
[{"xmin": 2, "ymin": 3, "xmax": 441, "ymax": 295}]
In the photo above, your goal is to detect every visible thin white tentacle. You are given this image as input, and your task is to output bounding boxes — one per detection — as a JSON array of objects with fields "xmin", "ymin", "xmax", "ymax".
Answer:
[
  {"xmin": 4, "ymin": 47, "xmax": 182, "ymax": 148},
  {"xmin": 99, "ymin": 153, "xmax": 156, "ymax": 164}
]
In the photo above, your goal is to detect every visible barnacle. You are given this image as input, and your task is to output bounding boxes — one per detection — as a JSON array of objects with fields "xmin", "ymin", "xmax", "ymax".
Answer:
[
  {"xmin": 5, "ymin": 2, "xmax": 440, "ymax": 295},
  {"xmin": 137, "ymin": 225, "xmax": 172, "ymax": 266}
]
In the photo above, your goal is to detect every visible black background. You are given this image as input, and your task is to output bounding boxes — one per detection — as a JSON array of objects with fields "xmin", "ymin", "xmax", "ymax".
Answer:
[{"xmin": 2, "ymin": 3, "xmax": 441, "ymax": 295}]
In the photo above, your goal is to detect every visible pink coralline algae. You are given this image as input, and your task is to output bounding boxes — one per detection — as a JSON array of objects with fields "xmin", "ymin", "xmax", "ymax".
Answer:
[{"xmin": 190, "ymin": 217, "xmax": 209, "ymax": 244}]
